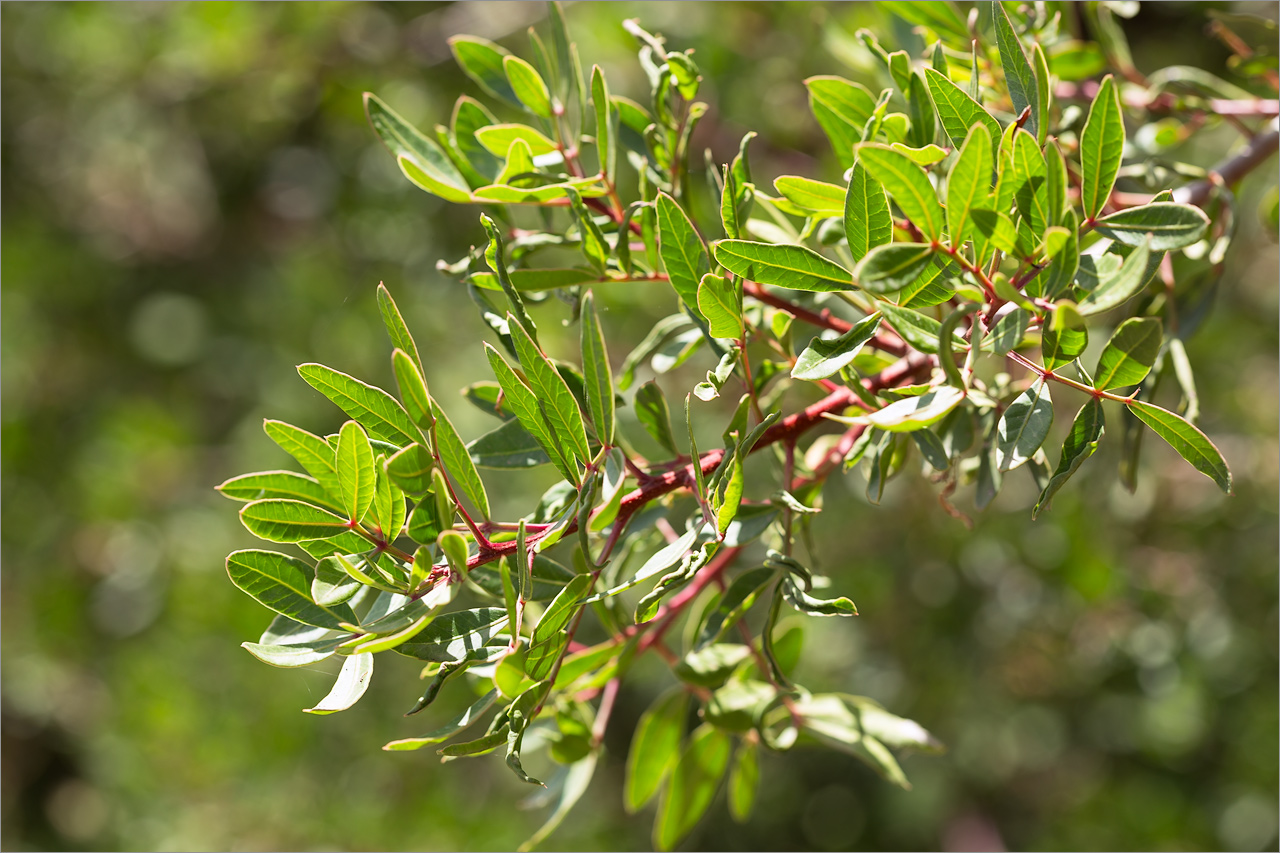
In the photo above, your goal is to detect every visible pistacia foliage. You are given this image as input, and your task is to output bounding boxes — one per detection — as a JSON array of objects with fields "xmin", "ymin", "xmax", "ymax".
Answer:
[{"xmin": 219, "ymin": 3, "xmax": 1266, "ymax": 849}]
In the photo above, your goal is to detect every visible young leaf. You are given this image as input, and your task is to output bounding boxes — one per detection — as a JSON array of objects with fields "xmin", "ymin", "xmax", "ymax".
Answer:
[
  {"xmin": 503, "ymin": 55, "xmax": 553, "ymax": 118},
  {"xmin": 365, "ymin": 94, "xmax": 470, "ymax": 201},
  {"xmin": 580, "ymin": 292, "xmax": 615, "ymax": 446},
  {"xmin": 474, "ymin": 124, "xmax": 559, "ymax": 157},
  {"xmin": 774, "ymin": 176, "xmax": 846, "ymax": 215},
  {"xmin": 217, "ymin": 470, "xmax": 344, "ymax": 514},
  {"xmin": 1080, "ymin": 75, "xmax": 1124, "ymax": 221},
  {"xmin": 791, "ymin": 312, "xmax": 882, "ymax": 381},
  {"xmin": 697, "ymin": 273, "xmax": 742, "ymax": 339},
  {"xmin": 1129, "ymin": 401, "xmax": 1232, "ymax": 494},
  {"xmin": 922, "ymin": 66, "xmax": 1002, "ymax": 152},
  {"xmin": 657, "ymin": 191, "xmax": 710, "ymax": 315},
  {"xmin": 635, "ymin": 380, "xmax": 679, "ymax": 456},
  {"xmin": 1093, "ymin": 202, "xmax": 1210, "ymax": 250},
  {"xmin": 449, "ymin": 35, "xmax": 519, "ymax": 104},
  {"xmin": 992, "ymin": 0, "xmax": 1040, "ymax": 141},
  {"xmin": 1034, "ymin": 398, "xmax": 1105, "ymax": 517},
  {"xmin": 1033, "ymin": 43, "xmax": 1051, "ymax": 147},
  {"xmin": 856, "ymin": 144, "xmax": 945, "ymax": 240},
  {"xmin": 1095, "ymin": 317, "xmax": 1162, "ymax": 391},
  {"xmin": 226, "ymin": 549, "xmax": 357, "ymax": 630},
  {"xmin": 855, "ymin": 243, "xmax": 936, "ymax": 293},
  {"xmin": 430, "ymin": 399, "xmax": 491, "ymax": 519},
  {"xmin": 304, "ymin": 653, "xmax": 374, "ymax": 715},
  {"xmin": 509, "ymin": 317, "xmax": 592, "ymax": 466},
  {"xmin": 947, "ymin": 124, "xmax": 994, "ymax": 244},
  {"xmin": 654, "ymin": 724, "xmax": 733, "ymax": 851},
  {"xmin": 713, "ymin": 240, "xmax": 854, "ymax": 292},
  {"xmin": 845, "ymin": 162, "xmax": 893, "ymax": 263},
  {"xmin": 239, "ymin": 499, "xmax": 350, "ymax": 543},
  {"xmin": 996, "ymin": 379, "xmax": 1053, "ymax": 472},
  {"xmin": 377, "ymin": 284, "xmax": 423, "ymax": 375},
  {"xmin": 336, "ymin": 420, "xmax": 376, "ymax": 524},
  {"xmin": 298, "ymin": 364, "xmax": 421, "ymax": 447}
]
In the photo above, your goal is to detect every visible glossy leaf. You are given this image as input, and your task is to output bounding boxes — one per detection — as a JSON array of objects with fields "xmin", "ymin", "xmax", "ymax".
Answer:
[
  {"xmin": 1080, "ymin": 75, "xmax": 1124, "ymax": 221},
  {"xmin": 1095, "ymin": 317, "xmax": 1162, "ymax": 390},
  {"xmin": 856, "ymin": 144, "xmax": 945, "ymax": 240},
  {"xmin": 395, "ymin": 607, "xmax": 509, "ymax": 663},
  {"xmin": 845, "ymin": 162, "xmax": 893, "ymax": 263},
  {"xmin": 1042, "ymin": 323, "xmax": 1088, "ymax": 371},
  {"xmin": 226, "ymin": 549, "xmax": 356, "ymax": 630},
  {"xmin": 217, "ymin": 470, "xmax": 343, "ymax": 514},
  {"xmin": 856, "ymin": 243, "xmax": 935, "ymax": 293},
  {"xmin": 304, "ymin": 653, "xmax": 374, "ymax": 715},
  {"xmin": 654, "ymin": 724, "xmax": 733, "ymax": 851},
  {"xmin": 263, "ymin": 420, "xmax": 344, "ymax": 501},
  {"xmin": 1129, "ymin": 401, "xmax": 1232, "ymax": 494},
  {"xmin": 298, "ymin": 363, "xmax": 421, "ymax": 447},
  {"xmin": 239, "ymin": 499, "xmax": 349, "ymax": 543},
  {"xmin": 1034, "ymin": 398, "xmax": 1105, "ymax": 517},
  {"xmin": 996, "ymin": 379, "xmax": 1053, "ymax": 472},
  {"xmin": 713, "ymin": 240, "xmax": 854, "ymax": 292},
  {"xmin": 791, "ymin": 312, "xmax": 882, "ymax": 381},
  {"xmin": 697, "ymin": 273, "xmax": 742, "ymax": 339},
  {"xmin": 1094, "ymin": 202, "xmax": 1210, "ymax": 250}
]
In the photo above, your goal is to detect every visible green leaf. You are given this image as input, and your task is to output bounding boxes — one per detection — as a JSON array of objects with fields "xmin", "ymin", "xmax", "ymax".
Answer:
[
  {"xmin": 226, "ymin": 549, "xmax": 356, "ymax": 630},
  {"xmin": 906, "ymin": 71, "xmax": 938, "ymax": 149},
  {"xmin": 804, "ymin": 76, "xmax": 878, "ymax": 169},
  {"xmin": 782, "ymin": 577, "xmax": 858, "ymax": 616},
  {"xmin": 239, "ymin": 499, "xmax": 349, "ymax": 544},
  {"xmin": 922, "ymin": 66, "xmax": 1002, "ymax": 152},
  {"xmin": 217, "ymin": 470, "xmax": 344, "ymax": 514},
  {"xmin": 483, "ymin": 344, "xmax": 575, "ymax": 479},
  {"xmin": 990, "ymin": 307, "xmax": 1030, "ymax": 356},
  {"xmin": 855, "ymin": 243, "xmax": 936, "ymax": 293},
  {"xmin": 580, "ymin": 292, "xmax": 615, "ymax": 446},
  {"xmin": 396, "ymin": 156, "xmax": 473, "ymax": 203},
  {"xmin": 657, "ymin": 191, "xmax": 711, "ymax": 315},
  {"xmin": 856, "ymin": 144, "xmax": 945, "ymax": 240},
  {"xmin": 1034, "ymin": 398, "xmax": 1105, "ymax": 517},
  {"xmin": 996, "ymin": 378, "xmax": 1053, "ymax": 472},
  {"xmin": 385, "ymin": 442, "xmax": 434, "ymax": 495},
  {"xmin": 1033, "ymin": 43, "xmax": 1051, "ymax": 146},
  {"xmin": 635, "ymin": 380, "xmax": 679, "ymax": 456},
  {"xmin": 727, "ymin": 740, "xmax": 759, "ymax": 823},
  {"xmin": 364, "ymin": 93, "xmax": 469, "ymax": 201},
  {"xmin": 393, "ymin": 607, "xmax": 507, "ymax": 663},
  {"xmin": 383, "ymin": 689, "xmax": 498, "ymax": 751},
  {"xmin": 449, "ymin": 35, "xmax": 518, "ymax": 104},
  {"xmin": 371, "ymin": 457, "xmax": 406, "ymax": 540},
  {"xmin": 298, "ymin": 363, "xmax": 421, "ymax": 447},
  {"xmin": 503, "ymin": 55, "xmax": 553, "ymax": 118},
  {"xmin": 311, "ymin": 555, "xmax": 361, "ymax": 607},
  {"xmin": 1078, "ymin": 237, "xmax": 1151, "ymax": 315},
  {"xmin": 565, "ymin": 188, "xmax": 609, "ymax": 274},
  {"xmin": 452, "ymin": 96, "xmax": 502, "ymax": 186},
  {"xmin": 592, "ymin": 65, "xmax": 615, "ymax": 179},
  {"xmin": 880, "ymin": 1, "xmax": 971, "ymax": 50},
  {"xmin": 900, "ymin": 257, "xmax": 958, "ymax": 307},
  {"xmin": 430, "ymin": 399, "xmax": 490, "ymax": 519},
  {"xmin": 946, "ymin": 124, "xmax": 994, "ymax": 244},
  {"xmin": 992, "ymin": 0, "xmax": 1040, "ymax": 141},
  {"xmin": 1080, "ymin": 75, "xmax": 1124, "ymax": 221},
  {"xmin": 469, "ymin": 268, "xmax": 599, "ymax": 293},
  {"xmin": 1094, "ymin": 203, "xmax": 1210, "ymax": 250},
  {"xmin": 1042, "ymin": 323, "xmax": 1088, "ymax": 371},
  {"xmin": 1010, "ymin": 129, "xmax": 1050, "ymax": 236},
  {"xmin": 304, "ymin": 653, "xmax": 374, "ymax": 715},
  {"xmin": 713, "ymin": 240, "xmax": 854, "ymax": 292},
  {"xmin": 241, "ymin": 632, "xmax": 345, "ymax": 669},
  {"xmin": 791, "ymin": 312, "xmax": 882, "ymax": 381},
  {"xmin": 1129, "ymin": 401, "xmax": 1232, "ymax": 494},
  {"xmin": 1095, "ymin": 317, "xmax": 1162, "ymax": 390},
  {"xmin": 377, "ymin": 284, "xmax": 423, "ymax": 376},
  {"xmin": 697, "ymin": 273, "xmax": 742, "ymax": 339},
  {"xmin": 467, "ymin": 416, "xmax": 552, "ymax": 470},
  {"xmin": 335, "ymin": 421, "xmax": 376, "ymax": 524},
  {"xmin": 774, "ymin": 175, "xmax": 845, "ymax": 215},
  {"xmin": 625, "ymin": 689, "xmax": 688, "ymax": 813},
  {"xmin": 654, "ymin": 724, "xmax": 733, "ymax": 851},
  {"xmin": 391, "ymin": 349, "xmax": 434, "ymax": 434},
  {"xmin": 845, "ymin": 162, "xmax": 893, "ymax": 263},
  {"xmin": 263, "ymin": 420, "xmax": 344, "ymax": 502},
  {"xmin": 474, "ymin": 123, "xmax": 559, "ymax": 158},
  {"xmin": 879, "ymin": 303, "xmax": 959, "ymax": 354},
  {"xmin": 509, "ymin": 318, "xmax": 592, "ymax": 466},
  {"xmin": 852, "ymin": 386, "xmax": 966, "ymax": 433},
  {"xmin": 527, "ymin": 574, "xmax": 593, "ymax": 680}
]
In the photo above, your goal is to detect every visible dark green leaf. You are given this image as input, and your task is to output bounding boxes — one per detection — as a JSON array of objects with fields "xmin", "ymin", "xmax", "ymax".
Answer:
[
  {"xmin": 395, "ymin": 607, "xmax": 508, "ymax": 662},
  {"xmin": 226, "ymin": 549, "xmax": 356, "ymax": 630},
  {"xmin": 508, "ymin": 318, "xmax": 591, "ymax": 466},
  {"xmin": 879, "ymin": 303, "xmax": 960, "ymax": 354},
  {"xmin": 990, "ymin": 307, "xmax": 1030, "ymax": 355},
  {"xmin": 1042, "ymin": 323, "xmax": 1088, "ymax": 371},
  {"xmin": 713, "ymin": 240, "xmax": 853, "ymax": 292},
  {"xmin": 1129, "ymin": 400, "xmax": 1232, "ymax": 494},
  {"xmin": 1034, "ymin": 398, "xmax": 1105, "ymax": 517},
  {"xmin": 791, "ymin": 312, "xmax": 882, "ymax": 381},
  {"xmin": 996, "ymin": 378, "xmax": 1053, "ymax": 471},
  {"xmin": 1095, "ymin": 317, "xmax": 1162, "ymax": 390},
  {"xmin": 783, "ymin": 577, "xmax": 858, "ymax": 616},
  {"xmin": 449, "ymin": 35, "xmax": 518, "ymax": 104},
  {"xmin": 1078, "ymin": 237, "xmax": 1151, "ymax": 315},
  {"xmin": 1080, "ymin": 75, "xmax": 1124, "ymax": 221},
  {"xmin": 855, "ymin": 243, "xmax": 936, "ymax": 293},
  {"xmin": 364, "ymin": 93, "xmax": 469, "ymax": 200},
  {"xmin": 1094, "ymin": 202, "xmax": 1210, "ymax": 250},
  {"xmin": 482, "ymin": 345, "xmax": 574, "ymax": 479}
]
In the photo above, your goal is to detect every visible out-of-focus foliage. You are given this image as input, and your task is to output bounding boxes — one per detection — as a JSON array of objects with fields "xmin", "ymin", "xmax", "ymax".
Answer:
[{"xmin": 2, "ymin": 2, "xmax": 1276, "ymax": 851}]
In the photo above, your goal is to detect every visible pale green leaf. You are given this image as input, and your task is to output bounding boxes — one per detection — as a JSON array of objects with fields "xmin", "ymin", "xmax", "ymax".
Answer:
[
  {"xmin": 922, "ymin": 66, "xmax": 1002, "ymax": 152},
  {"xmin": 697, "ymin": 273, "xmax": 742, "ymax": 339},
  {"xmin": 791, "ymin": 312, "xmax": 882, "ymax": 381},
  {"xmin": 504, "ymin": 55, "xmax": 552, "ymax": 118},
  {"xmin": 1080, "ymin": 74, "xmax": 1124, "ymax": 221},
  {"xmin": 856, "ymin": 144, "xmax": 945, "ymax": 240},
  {"xmin": 226, "ymin": 549, "xmax": 356, "ymax": 630},
  {"xmin": 430, "ymin": 399, "xmax": 490, "ymax": 519},
  {"xmin": 654, "ymin": 724, "xmax": 733, "ymax": 851},
  {"xmin": 298, "ymin": 363, "xmax": 421, "ymax": 447},
  {"xmin": 845, "ymin": 162, "xmax": 893, "ymax": 263},
  {"xmin": 304, "ymin": 653, "xmax": 374, "ymax": 715},
  {"xmin": 657, "ymin": 191, "xmax": 710, "ymax": 313},
  {"xmin": 239, "ymin": 499, "xmax": 350, "ymax": 543},
  {"xmin": 713, "ymin": 240, "xmax": 854, "ymax": 292}
]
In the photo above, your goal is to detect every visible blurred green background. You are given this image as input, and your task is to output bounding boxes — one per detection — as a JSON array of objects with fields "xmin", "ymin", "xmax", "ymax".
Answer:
[{"xmin": 2, "ymin": 2, "xmax": 1276, "ymax": 850}]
